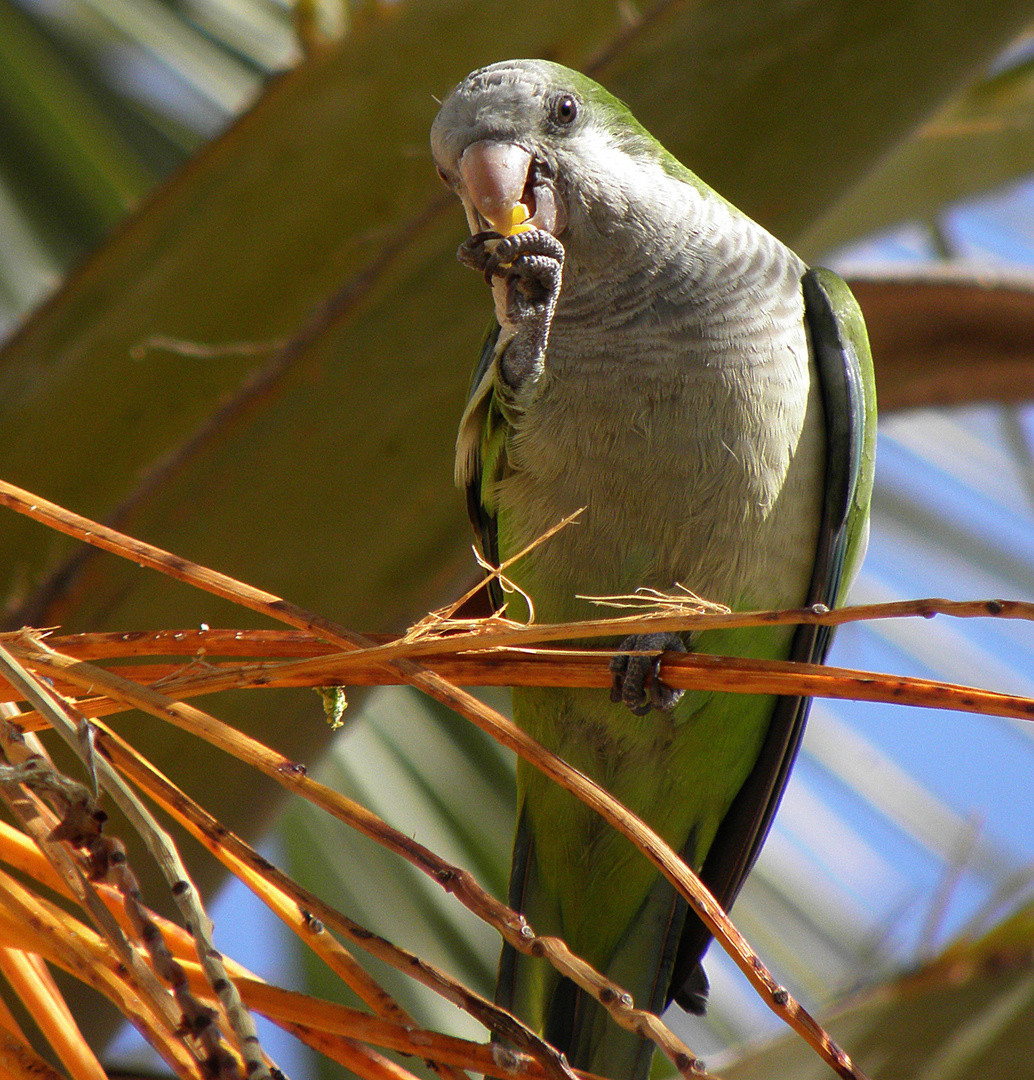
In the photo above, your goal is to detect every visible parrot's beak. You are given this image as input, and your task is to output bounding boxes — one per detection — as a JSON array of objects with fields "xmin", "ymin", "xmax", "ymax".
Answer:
[{"xmin": 458, "ymin": 140, "xmax": 565, "ymax": 238}]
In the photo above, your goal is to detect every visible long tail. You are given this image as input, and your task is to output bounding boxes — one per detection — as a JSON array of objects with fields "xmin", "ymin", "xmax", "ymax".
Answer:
[{"xmin": 496, "ymin": 810, "xmax": 690, "ymax": 1080}]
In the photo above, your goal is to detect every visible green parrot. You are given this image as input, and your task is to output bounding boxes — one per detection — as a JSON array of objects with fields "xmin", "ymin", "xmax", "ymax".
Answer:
[{"xmin": 431, "ymin": 59, "xmax": 876, "ymax": 1080}]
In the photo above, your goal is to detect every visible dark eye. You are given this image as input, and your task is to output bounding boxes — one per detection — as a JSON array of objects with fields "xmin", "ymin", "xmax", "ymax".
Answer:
[
  {"xmin": 435, "ymin": 164, "xmax": 450, "ymax": 186},
  {"xmin": 552, "ymin": 94, "xmax": 578, "ymax": 125}
]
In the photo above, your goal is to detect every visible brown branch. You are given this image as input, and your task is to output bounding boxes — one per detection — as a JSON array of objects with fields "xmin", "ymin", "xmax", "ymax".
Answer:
[
  {"xmin": 6, "ymin": 640, "xmax": 1034, "ymax": 736},
  {"xmin": 16, "ymin": 594, "xmax": 1034, "ymax": 664},
  {"xmin": 0, "ymin": 479, "xmax": 866, "ymax": 1079},
  {"xmin": 17, "ymin": 639, "xmax": 697, "ymax": 1079},
  {"xmin": 0, "ymin": 865, "xmax": 200, "ymax": 1078},
  {"xmin": 0, "ymin": 1023, "xmax": 69, "ymax": 1080},
  {"xmin": 845, "ymin": 266, "xmax": 1034, "ymax": 411},
  {"xmin": 219, "ymin": 977, "xmax": 616, "ymax": 1080},
  {"xmin": 42, "ymin": 628, "xmax": 348, "ymax": 659},
  {"xmin": 0, "ymin": 645, "xmax": 264, "ymax": 1080},
  {"xmin": 0, "ymin": 948, "xmax": 107, "ymax": 1080},
  {"xmin": 0, "ymin": 479, "xmax": 370, "ymax": 651},
  {"xmin": 90, "ymin": 721, "xmax": 468, "ymax": 1080}
]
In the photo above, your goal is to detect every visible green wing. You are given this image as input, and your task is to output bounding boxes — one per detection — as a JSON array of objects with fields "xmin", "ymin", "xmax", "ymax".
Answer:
[
  {"xmin": 457, "ymin": 320, "xmax": 508, "ymax": 603},
  {"xmin": 671, "ymin": 267, "xmax": 877, "ymax": 1009}
]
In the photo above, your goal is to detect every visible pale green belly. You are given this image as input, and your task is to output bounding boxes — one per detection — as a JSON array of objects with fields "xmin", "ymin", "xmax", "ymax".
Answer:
[{"xmin": 515, "ymin": 621, "xmax": 793, "ymax": 977}]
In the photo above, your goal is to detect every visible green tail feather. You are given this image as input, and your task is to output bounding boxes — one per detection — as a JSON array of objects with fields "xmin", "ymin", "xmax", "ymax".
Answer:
[{"xmin": 497, "ymin": 810, "xmax": 694, "ymax": 1080}]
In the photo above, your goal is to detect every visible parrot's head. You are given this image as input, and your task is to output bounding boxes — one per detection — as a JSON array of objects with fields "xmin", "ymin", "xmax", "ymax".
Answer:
[{"xmin": 431, "ymin": 59, "xmax": 678, "ymax": 260}]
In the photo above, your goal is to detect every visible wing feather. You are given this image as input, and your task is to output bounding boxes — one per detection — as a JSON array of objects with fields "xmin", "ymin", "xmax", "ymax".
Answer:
[
  {"xmin": 671, "ymin": 267, "xmax": 876, "ymax": 1009},
  {"xmin": 457, "ymin": 321, "xmax": 505, "ymax": 601}
]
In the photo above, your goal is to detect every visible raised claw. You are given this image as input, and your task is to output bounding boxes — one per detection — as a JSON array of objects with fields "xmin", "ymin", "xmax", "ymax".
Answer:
[
  {"xmin": 482, "ymin": 231, "xmax": 535, "ymax": 281},
  {"xmin": 458, "ymin": 228, "xmax": 564, "ymax": 285},
  {"xmin": 610, "ymin": 632, "xmax": 687, "ymax": 716},
  {"xmin": 458, "ymin": 230, "xmax": 503, "ymax": 275},
  {"xmin": 458, "ymin": 228, "xmax": 565, "ymax": 391}
]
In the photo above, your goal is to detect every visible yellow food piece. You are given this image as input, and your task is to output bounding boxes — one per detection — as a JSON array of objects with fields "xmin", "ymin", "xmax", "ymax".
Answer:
[
  {"xmin": 482, "ymin": 203, "xmax": 534, "ymax": 264},
  {"xmin": 501, "ymin": 202, "xmax": 533, "ymax": 236}
]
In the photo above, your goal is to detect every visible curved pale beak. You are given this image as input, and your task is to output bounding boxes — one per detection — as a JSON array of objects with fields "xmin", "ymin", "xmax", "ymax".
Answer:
[{"xmin": 458, "ymin": 140, "xmax": 564, "ymax": 238}]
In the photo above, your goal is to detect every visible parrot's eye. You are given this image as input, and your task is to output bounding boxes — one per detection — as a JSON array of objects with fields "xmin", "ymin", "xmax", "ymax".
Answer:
[
  {"xmin": 435, "ymin": 164, "xmax": 450, "ymax": 187},
  {"xmin": 552, "ymin": 94, "xmax": 578, "ymax": 126}
]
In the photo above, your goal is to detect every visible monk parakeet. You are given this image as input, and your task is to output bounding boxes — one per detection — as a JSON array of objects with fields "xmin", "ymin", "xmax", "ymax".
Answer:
[{"xmin": 431, "ymin": 59, "xmax": 875, "ymax": 1080}]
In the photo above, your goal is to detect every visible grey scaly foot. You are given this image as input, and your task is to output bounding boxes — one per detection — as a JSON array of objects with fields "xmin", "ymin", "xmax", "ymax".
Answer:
[
  {"xmin": 458, "ymin": 228, "xmax": 564, "ymax": 389},
  {"xmin": 610, "ymin": 632, "xmax": 687, "ymax": 716}
]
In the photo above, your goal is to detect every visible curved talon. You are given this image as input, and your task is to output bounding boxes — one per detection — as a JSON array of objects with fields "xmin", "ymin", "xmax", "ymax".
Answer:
[
  {"xmin": 457, "ymin": 230, "xmax": 503, "ymax": 274},
  {"xmin": 610, "ymin": 632, "xmax": 687, "ymax": 715},
  {"xmin": 458, "ymin": 228, "xmax": 565, "ymax": 286},
  {"xmin": 491, "ymin": 232, "xmax": 556, "ymax": 284},
  {"xmin": 457, "ymin": 227, "xmax": 565, "ymax": 391},
  {"xmin": 483, "ymin": 249, "xmax": 508, "ymax": 285},
  {"xmin": 507, "ymin": 254, "xmax": 561, "ymax": 307}
]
